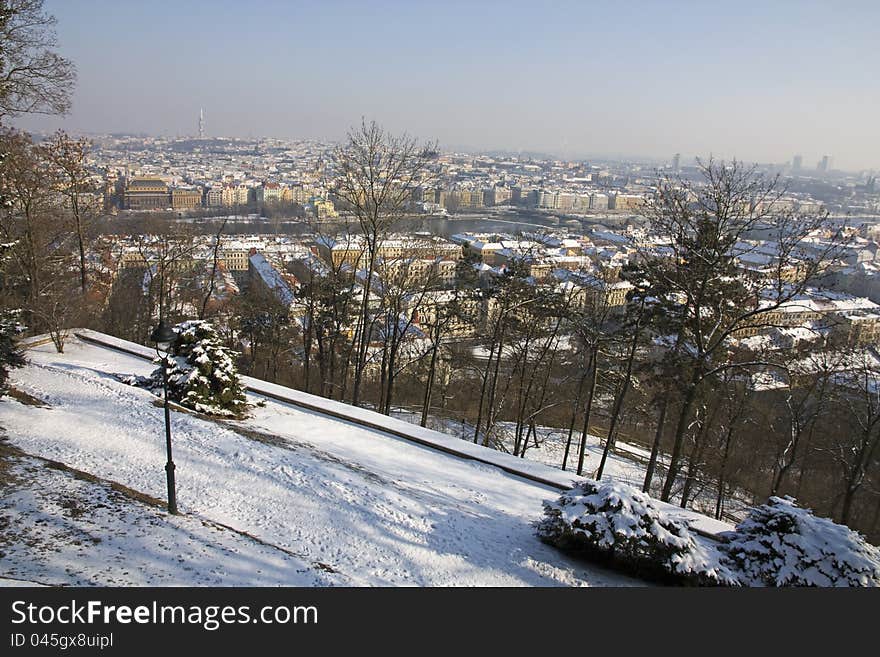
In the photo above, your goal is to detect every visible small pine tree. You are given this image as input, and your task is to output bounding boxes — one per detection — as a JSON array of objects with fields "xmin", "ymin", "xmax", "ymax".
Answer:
[
  {"xmin": 0, "ymin": 309, "xmax": 25, "ymax": 396},
  {"xmin": 538, "ymin": 480, "xmax": 739, "ymax": 585},
  {"xmin": 721, "ymin": 496, "xmax": 880, "ymax": 587},
  {"xmin": 147, "ymin": 320, "xmax": 247, "ymax": 417}
]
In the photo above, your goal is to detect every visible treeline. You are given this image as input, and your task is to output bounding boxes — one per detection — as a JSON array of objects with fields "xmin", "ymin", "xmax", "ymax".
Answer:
[{"xmin": 0, "ymin": 129, "xmax": 105, "ymax": 349}]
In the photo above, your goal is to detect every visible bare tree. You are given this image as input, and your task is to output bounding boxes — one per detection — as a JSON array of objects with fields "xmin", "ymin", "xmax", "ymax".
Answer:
[
  {"xmin": 42, "ymin": 130, "xmax": 96, "ymax": 294},
  {"xmin": 596, "ymin": 295, "xmax": 646, "ymax": 479},
  {"xmin": 826, "ymin": 351, "xmax": 880, "ymax": 525},
  {"xmin": 133, "ymin": 226, "xmax": 199, "ymax": 326},
  {"xmin": 199, "ymin": 216, "xmax": 229, "ymax": 319},
  {"xmin": 711, "ymin": 371, "xmax": 753, "ymax": 520},
  {"xmin": 332, "ymin": 119, "xmax": 437, "ymax": 406},
  {"xmin": 563, "ymin": 267, "xmax": 619, "ymax": 475},
  {"xmin": 0, "ymin": 0, "xmax": 76, "ymax": 121},
  {"xmin": 29, "ymin": 273, "xmax": 74, "ymax": 351},
  {"xmin": 630, "ymin": 159, "xmax": 848, "ymax": 503},
  {"xmin": 0, "ymin": 128, "xmax": 63, "ymax": 307},
  {"xmin": 770, "ymin": 350, "xmax": 839, "ymax": 496},
  {"xmin": 299, "ymin": 218, "xmax": 363, "ymax": 400}
]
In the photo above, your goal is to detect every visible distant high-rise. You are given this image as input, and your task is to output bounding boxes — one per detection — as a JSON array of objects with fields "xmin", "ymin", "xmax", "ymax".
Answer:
[
  {"xmin": 818, "ymin": 155, "xmax": 832, "ymax": 172},
  {"xmin": 672, "ymin": 153, "xmax": 680, "ymax": 172},
  {"xmin": 198, "ymin": 108, "xmax": 205, "ymax": 139},
  {"xmin": 792, "ymin": 154, "xmax": 802, "ymax": 172}
]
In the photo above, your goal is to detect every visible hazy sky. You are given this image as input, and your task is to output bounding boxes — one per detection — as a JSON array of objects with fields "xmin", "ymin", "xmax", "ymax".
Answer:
[{"xmin": 13, "ymin": 0, "xmax": 880, "ymax": 170}]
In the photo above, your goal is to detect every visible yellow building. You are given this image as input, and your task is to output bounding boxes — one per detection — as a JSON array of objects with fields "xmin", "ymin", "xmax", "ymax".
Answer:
[
  {"xmin": 563, "ymin": 274, "xmax": 633, "ymax": 310},
  {"xmin": 835, "ymin": 312, "xmax": 880, "ymax": 345},
  {"xmin": 221, "ymin": 184, "xmax": 251, "ymax": 207},
  {"xmin": 219, "ymin": 246, "xmax": 252, "ymax": 271},
  {"xmin": 171, "ymin": 188, "xmax": 203, "ymax": 210},
  {"xmin": 414, "ymin": 290, "xmax": 483, "ymax": 338},
  {"xmin": 257, "ymin": 182, "xmax": 285, "ymax": 204},
  {"xmin": 447, "ymin": 189, "xmax": 484, "ymax": 209},
  {"xmin": 318, "ymin": 236, "xmax": 460, "ymax": 269},
  {"xmin": 313, "ymin": 198, "xmax": 338, "ymax": 220},
  {"xmin": 610, "ymin": 193, "xmax": 646, "ymax": 212}
]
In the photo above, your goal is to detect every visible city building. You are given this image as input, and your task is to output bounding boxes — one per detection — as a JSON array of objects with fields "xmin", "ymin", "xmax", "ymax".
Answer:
[
  {"xmin": 124, "ymin": 177, "xmax": 169, "ymax": 210},
  {"xmin": 609, "ymin": 193, "xmax": 645, "ymax": 212},
  {"xmin": 256, "ymin": 182, "xmax": 286, "ymax": 204},
  {"xmin": 311, "ymin": 197, "xmax": 338, "ymax": 220},
  {"xmin": 205, "ymin": 186, "xmax": 223, "ymax": 207},
  {"xmin": 171, "ymin": 187, "xmax": 203, "ymax": 210}
]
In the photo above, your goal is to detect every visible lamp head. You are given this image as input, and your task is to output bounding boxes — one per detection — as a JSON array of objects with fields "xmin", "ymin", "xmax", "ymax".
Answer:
[{"xmin": 150, "ymin": 320, "xmax": 176, "ymax": 352}]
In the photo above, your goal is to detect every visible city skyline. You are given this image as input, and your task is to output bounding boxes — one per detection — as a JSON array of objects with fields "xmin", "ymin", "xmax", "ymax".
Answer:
[{"xmin": 10, "ymin": 0, "xmax": 880, "ymax": 170}]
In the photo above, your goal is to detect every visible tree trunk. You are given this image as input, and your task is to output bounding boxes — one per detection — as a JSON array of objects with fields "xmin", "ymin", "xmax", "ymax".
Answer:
[
  {"xmin": 473, "ymin": 325, "xmax": 498, "ymax": 444},
  {"xmin": 562, "ymin": 370, "xmax": 588, "ymax": 471},
  {"xmin": 377, "ymin": 335, "xmax": 389, "ymax": 413},
  {"xmin": 421, "ymin": 336, "xmax": 439, "ymax": 427},
  {"xmin": 841, "ymin": 486, "xmax": 857, "ymax": 526},
  {"xmin": 661, "ymin": 368, "xmax": 702, "ymax": 502},
  {"xmin": 383, "ymin": 320, "xmax": 401, "ymax": 415},
  {"xmin": 482, "ymin": 323, "xmax": 507, "ymax": 448},
  {"xmin": 680, "ymin": 412, "xmax": 711, "ymax": 509},
  {"xmin": 643, "ymin": 396, "xmax": 670, "ymax": 493},
  {"xmin": 352, "ymin": 244, "xmax": 378, "ymax": 406},
  {"xmin": 513, "ymin": 332, "xmax": 535, "ymax": 457},
  {"xmin": 384, "ymin": 347, "xmax": 398, "ymax": 416},
  {"xmin": 74, "ymin": 208, "xmax": 87, "ymax": 294},
  {"xmin": 597, "ymin": 322, "xmax": 640, "ymax": 480},
  {"xmin": 576, "ymin": 345, "xmax": 598, "ymax": 476},
  {"xmin": 302, "ymin": 317, "xmax": 313, "ymax": 394},
  {"xmin": 715, "ymin": 424, "xmax": 735, "ymax": 520}
]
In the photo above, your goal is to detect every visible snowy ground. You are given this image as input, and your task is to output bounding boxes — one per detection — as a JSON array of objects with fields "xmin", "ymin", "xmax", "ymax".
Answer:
[
  {"xmin": 0, "ymin": 449, "xmax": 329, "ymax": 586},
  {"xmin": 391, "ymin": 409, "xmax": 647, "ymax": 485},
  {"xmin": 0, "ymin": 337, "xmax": 639, "ymax": 586},
  {"xmin": 391, "ymin": 410, "xmax": 753, "ymax": 523}
]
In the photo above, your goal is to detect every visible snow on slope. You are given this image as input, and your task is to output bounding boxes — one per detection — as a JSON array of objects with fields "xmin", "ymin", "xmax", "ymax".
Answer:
[
  {"xmin": 0, "ymin": 452, "xmax": 330, "ymax": 586},
  {"xmin": 70, "ymin": 329, "xmax": 734, "ymax": 538},
  {"xmin": 1, "ymin": 338, "xmax": 637, "ymax": 586}
]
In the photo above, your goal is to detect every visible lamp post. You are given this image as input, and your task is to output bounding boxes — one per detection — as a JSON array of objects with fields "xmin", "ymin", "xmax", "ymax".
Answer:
[{"xmin": 150, "ymin": 320, "xmax": 178, "ymax": 515}]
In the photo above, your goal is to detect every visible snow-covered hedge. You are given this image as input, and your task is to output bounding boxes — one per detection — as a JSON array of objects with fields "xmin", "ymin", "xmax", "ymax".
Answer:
[
  {"xmin": 720, "ymin": 496, "xmax": 880, "ymax": 587},
  {"xmin": 537, "ymin": 480, "xmax": 738, "ymax": 585},
  {"xmin": 130, "ymin": 320, "xmax": 248, "ymax": 418}
]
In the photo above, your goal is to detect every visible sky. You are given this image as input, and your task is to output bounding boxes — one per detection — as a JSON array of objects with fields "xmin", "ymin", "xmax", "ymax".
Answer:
[{"xmin": 12, "ymin": 0, "xmax": 880, "ymax": 170}]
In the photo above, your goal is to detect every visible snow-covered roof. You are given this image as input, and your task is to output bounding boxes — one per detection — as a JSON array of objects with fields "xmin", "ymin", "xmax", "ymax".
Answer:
[{"xmin": 249, "ymin": 253, "xmax": 295, "ymax": 306}]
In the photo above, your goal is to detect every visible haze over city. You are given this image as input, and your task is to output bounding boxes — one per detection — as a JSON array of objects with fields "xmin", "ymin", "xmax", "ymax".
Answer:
[{"xmin": 12, "ymin": 0, "xmax": 880, "ymax": 170}]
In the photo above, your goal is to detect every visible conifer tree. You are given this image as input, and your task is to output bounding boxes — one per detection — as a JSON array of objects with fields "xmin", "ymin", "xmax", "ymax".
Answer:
[
  {"xmin": 0, "ymin": 307, "xmax": 24, "ymax": 395},
  {"xmin": 145, "ymin": 320, "xmax": 247, "ymax": 417}
]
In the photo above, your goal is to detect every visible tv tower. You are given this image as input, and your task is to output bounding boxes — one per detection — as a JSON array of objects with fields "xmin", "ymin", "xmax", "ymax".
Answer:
[{"xmin": 198, "ymin": 108, "xmax": 205, "ymax": 139}]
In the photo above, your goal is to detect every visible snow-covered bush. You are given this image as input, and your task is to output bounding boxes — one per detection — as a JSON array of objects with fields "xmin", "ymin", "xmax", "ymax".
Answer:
[
  {"xmin": 134, "ymin": 320, "xmax": 248, "ymax": 418},
  {"xmin": 537, "ymin": 480, "xmax": 738, "ymax": 585},
  {"xmin": 720, "ymin": 496, "xmax": 880, "ymax": 587},
  {"xmin": 0, "ymin": 309, "xmax": 25, "ymax": 395}
]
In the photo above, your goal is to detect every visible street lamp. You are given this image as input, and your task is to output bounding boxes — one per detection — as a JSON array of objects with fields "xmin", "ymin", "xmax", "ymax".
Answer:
[{"xmin": 150, "ymin": 320, "xmax": 178, "ymax": 515}]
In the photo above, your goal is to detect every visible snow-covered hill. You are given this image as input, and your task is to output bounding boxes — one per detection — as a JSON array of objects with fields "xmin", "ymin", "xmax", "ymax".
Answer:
[{"xmin": 1, "ymin": 335, "xmax": 644, "ymax": 586}]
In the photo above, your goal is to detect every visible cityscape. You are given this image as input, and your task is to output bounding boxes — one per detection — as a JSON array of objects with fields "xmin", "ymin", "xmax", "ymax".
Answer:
[
  {"xmin": 59, "ymin": 126, "xmax": 880, "ymax": 219},
  {"xmin": 2, "ymin": 0, "xmax": 880, "ymax": 614}
]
